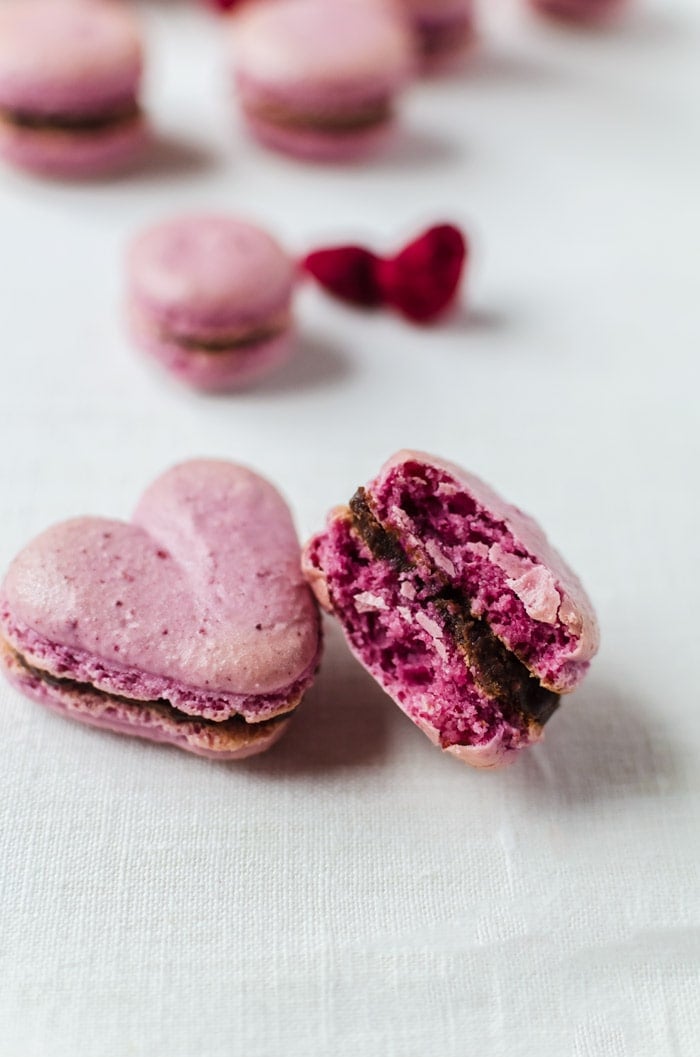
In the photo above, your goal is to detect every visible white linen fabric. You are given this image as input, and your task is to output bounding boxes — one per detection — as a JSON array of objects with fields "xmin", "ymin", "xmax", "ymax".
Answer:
[{"xmin": 0, "ymin": 2, "xmax": 698, "ymax": 1055}]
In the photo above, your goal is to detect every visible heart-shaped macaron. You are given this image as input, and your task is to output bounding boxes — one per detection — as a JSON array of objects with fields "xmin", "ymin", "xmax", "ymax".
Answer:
[{"xmin": 1, "ymin": 460, "xmax": 321, "ymax": 759}]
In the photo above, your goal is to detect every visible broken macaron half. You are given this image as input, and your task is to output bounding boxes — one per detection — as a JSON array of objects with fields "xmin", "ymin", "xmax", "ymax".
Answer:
[{"xmin": 303, "ymin": 450, "xmax": 598, "ymax": 768}]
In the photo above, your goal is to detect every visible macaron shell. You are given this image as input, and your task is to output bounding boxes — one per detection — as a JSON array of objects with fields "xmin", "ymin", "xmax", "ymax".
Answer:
[
  {"xmin": 0, "ymin": 115, "xmax": 148, "ymax": 178},
  {"xmin": 414, "ymin": 713, "xmax": 543, "ymax": 769},
  {"xmin": 232, "ymin": 0, "xmax": 414, "ymax": 101},
  {"xmin": 243, "ymin": 112, "xmax": 396, "ymax": 163},
  {"xmin": 0, "ymin": 0, "xmax": 142, "ymax": 114},
  {"xmin": 2, "ymin": 461, "xmax": 320, "ymax": 703},
  {"xmin": 128, "ymin": 215, "xmax": 296, "ymax": 336},
  {"xmin": 1, "ymin": 640, "xmax": 289, "ymax": 760},
  {"xmin": 131, "ymin": 313, "xmax": 295, "ymax": 392}
]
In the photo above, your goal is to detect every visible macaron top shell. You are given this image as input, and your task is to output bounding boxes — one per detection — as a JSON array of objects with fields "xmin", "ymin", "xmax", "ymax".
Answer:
[
  {"xmin": 0, "ymin": 0, "xmax": 143, "ymax": 115},
  {"xmin": 128, "ymin": 215, "xmax": 295, "ymax": 336},
  {"xmin": 2, "ymin": 461, "xmax": 319, "ymax": 698},
  {"xmin": 232, "ymin": 0, "xmax": 414, "ymax": 102}
]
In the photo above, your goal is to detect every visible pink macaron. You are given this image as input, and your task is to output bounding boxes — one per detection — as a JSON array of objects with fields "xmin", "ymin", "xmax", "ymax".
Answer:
[
  {"xmin": 1, "ymin": 460, "xmax": 322, "ymax": 760},
  {"xmin": 400, "ymin": 0, "xmax": 476, "ymax": 71},
  {"xmin": 230, "ymin": 0, "xmax": 415, "ymax": 163},
  {"xmin": 304, "ymin": 450, "xmax": 599, "ymax": 769},
  {"xmin": 0, "ymin": 0, "xmax": 147, "ymax": 178},
  {"xmin": 127, "ymin": 214, "xmax": 297, "ymax": 391},
  {"xmin": 528, "ymin": 0, "xmax": 627, "ymax": 25}
]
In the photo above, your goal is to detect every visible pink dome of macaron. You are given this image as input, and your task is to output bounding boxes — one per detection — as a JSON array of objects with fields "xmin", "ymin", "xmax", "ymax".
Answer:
[
  {"xmin": 0, "ymin": 0, "xmax": 147, "ymax": 177},
  {"xmin": 127, "ymin": 214, "xmax": 297, "ymax": 391}
]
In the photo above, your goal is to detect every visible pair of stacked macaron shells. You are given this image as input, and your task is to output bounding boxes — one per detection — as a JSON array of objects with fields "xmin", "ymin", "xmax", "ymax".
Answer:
[
  {"xmin": 128, "ymin": 215, "xmax": 298, "ymax": 392},
  {"xmin": 0, "ymin": 452, "xmax": 599, "ymax": 768},
  {"xmin": 0, "ymin": 0, "xmax": 146, "ymax": 178}
]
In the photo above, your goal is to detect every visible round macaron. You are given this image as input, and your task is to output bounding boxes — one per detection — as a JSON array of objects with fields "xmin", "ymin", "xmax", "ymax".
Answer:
[
  {"xmin": 230, "ymin": 0, "xmax": 415, "ymax": 163},
  {"xmin": 127, "ymin": 214, "xmax": 297, "ymax": 391},
  {"xmin": 0, "ymin": 0, "xmax": 147, "ymax": 178},
  {"xmin": 400, "ymin": 0, "xmax": 475, "ymax": 71},
  {"xmin": 528, "ymin": 0, "xmax": 627, "ymax": 24}
]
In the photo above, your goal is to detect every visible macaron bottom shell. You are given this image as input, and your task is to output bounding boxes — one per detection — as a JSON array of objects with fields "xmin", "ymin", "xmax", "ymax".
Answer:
[
  {"xmin": 1, "ymin": 641, "xmax": 290, "ymax": 760},
  {"xmin": 0, "ymin": 114, "xmax": 148, "ymax": 178},
  {"xmin": 243, "ymin": 111, "xmax": 397, "ymax": 163},
  {"xmin": 131, "ymin": 315, "xmax": 296, "ymax": 392}
]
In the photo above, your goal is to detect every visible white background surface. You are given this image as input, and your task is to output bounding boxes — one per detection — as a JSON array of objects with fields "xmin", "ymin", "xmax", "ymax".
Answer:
[{"xmin": 1, "ymin": 1, "xmax": 699, "ymax": 1054}]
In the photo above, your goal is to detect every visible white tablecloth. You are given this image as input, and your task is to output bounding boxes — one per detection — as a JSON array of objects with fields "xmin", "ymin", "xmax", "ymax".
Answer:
[{"xmin": 1, "ymin": 2, "xmax": 698, "ymax": 1054}]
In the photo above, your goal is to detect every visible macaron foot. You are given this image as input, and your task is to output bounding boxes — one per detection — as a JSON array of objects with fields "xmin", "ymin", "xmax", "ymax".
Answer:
[
  {"xmin": 0, "ymin": 115, "xmax": 148, "ymax": 178},
  {"xmin": 243, "ymin": 113, "xmax": 396, "ymax": 164}
]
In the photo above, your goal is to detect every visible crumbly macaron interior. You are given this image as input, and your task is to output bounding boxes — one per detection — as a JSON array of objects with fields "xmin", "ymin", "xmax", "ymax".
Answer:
[
  {"xmin": 307, "ymin": 495, "xmax": 559, "ymax": 753},
  {"xmin": 370, "ymin": 462, "xmax": 585, "ymax": 689}
]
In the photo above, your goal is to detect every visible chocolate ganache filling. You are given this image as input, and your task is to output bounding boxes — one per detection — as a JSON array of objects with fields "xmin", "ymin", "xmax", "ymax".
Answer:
[
  {"xmin": 171, "ymin": 322, "xmax": 285, "ymax": 354},
  {"xmin": 3, "ymin": 643, "xmax": 284, "ymax": 734},
  {"xmin": 250, "ymin": 97, "xmax": 392, "ymax": 135},
  {"xmin": 2, "ymin": 100, "xmax": 140, "ymax": 134}
]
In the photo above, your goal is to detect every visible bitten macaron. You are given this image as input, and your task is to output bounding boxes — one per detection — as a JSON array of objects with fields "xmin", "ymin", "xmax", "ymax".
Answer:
[
  {"xmin": 1, "ymin": 460, "xmax": 321, "ymax": 760},
  {"xmin": 0, "ymin": 0, "xmax": 147, "ymax": 178},
  {"xmin": 127, "ymin": 214, "xmax": 297, "ymax": 391},
  {"xmin": 304, "ymin": 451, "xmax": 599, "ymax": 768},
  {"xmin": 230, "ymin": 0, "xmax": 415, "ymax": 162}
]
